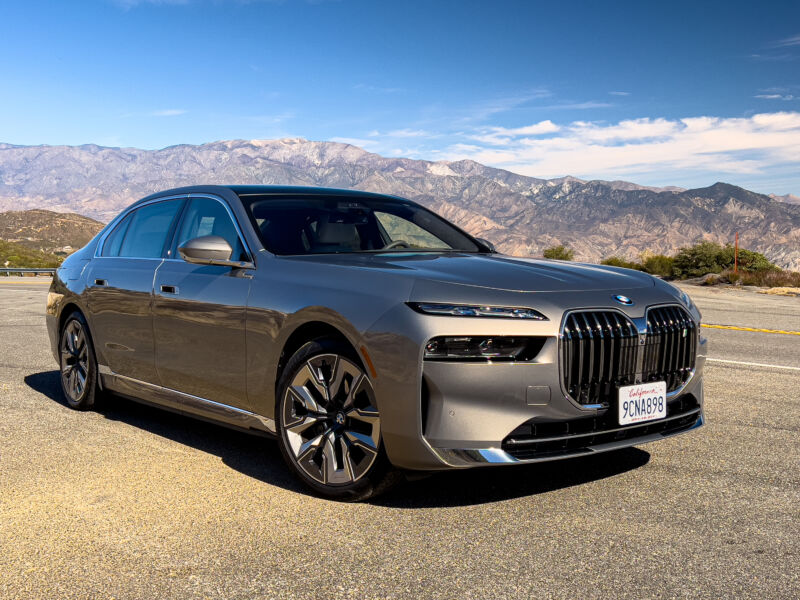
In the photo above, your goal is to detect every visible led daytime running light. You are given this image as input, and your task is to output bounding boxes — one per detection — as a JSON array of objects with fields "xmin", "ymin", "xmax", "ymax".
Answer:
[{"xmin": 409, "ymin": 302, "xmax": 547, "ymax": 320}]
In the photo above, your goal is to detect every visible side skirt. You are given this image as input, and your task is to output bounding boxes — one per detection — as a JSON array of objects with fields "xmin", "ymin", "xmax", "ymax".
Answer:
[{"xmin": 99, "ymin": 366, "xmax": 276, "ymax": 435}]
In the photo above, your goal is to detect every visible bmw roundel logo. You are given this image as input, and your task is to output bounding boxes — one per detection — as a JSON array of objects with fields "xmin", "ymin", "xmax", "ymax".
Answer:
[{"xmin": 612, "ymin": 294, "xmax": 634, "ymax": 306}]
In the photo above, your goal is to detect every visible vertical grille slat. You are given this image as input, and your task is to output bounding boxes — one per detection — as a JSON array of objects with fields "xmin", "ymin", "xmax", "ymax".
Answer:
[
  {"xmin": 560, "ymin": 310, "xmax": 637, "ymax": 406},
  {"xmin": 641, "ymin": 305, "xmax": 697, "ymax": 393},
  {"xmin": 561, "ymin": 305, "xmax": 697, "ymax": 406}
]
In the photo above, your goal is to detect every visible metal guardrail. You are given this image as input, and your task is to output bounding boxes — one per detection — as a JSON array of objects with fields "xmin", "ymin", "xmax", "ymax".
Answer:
[{"xmin": 0, "ymin": 268, "xmax": 56, "ymax": 276}]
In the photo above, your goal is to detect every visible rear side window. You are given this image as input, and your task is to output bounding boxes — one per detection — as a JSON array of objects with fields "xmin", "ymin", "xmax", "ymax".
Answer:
[
  {"xmin": 102, "ymin": 200, "xmax": 183, "ymax": 258},
  {"xmin": 100, "ymin": 213, "xmax": 133, "ymax": 257}
]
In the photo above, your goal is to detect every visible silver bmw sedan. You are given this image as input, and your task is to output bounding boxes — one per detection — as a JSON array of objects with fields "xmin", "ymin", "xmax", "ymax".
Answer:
[{"xmin": 46, "ymin": 185, "xmax": 705, "ymax": 500}]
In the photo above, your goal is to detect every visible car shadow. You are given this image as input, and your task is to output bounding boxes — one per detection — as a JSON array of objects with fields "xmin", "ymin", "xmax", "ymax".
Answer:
[
  {"xmin": 373, "ymin": 447, "xmax": 650, "ymax": 508},
  {"xmin": 26, "ymin": 370, "xmax": 651, "ymax": 507},
  {"xmin": 24, "ymin": 370, "xmax": 304, "ymax": 495}
]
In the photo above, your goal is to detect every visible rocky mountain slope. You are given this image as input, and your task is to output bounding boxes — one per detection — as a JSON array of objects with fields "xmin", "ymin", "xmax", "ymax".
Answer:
[{"xmin": 1, "ymin": 139, "xmax": 798, "ymax": 268}]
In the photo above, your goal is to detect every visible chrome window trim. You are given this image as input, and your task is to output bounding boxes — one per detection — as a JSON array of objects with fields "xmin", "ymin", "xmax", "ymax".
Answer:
[{"xmin": 94, "ymin": 193, "xmax": 254, "ymax": 264}]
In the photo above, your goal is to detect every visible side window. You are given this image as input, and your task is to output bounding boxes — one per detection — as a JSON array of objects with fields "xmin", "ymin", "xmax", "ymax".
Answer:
[
  {"xmin": 374, "ymin": 211, "xmax": 452, "ymax": 249},
  {"xmin": 175, "ymin": 197, "xmax": 248, "ymax": 262},
  {"xmin": 117, "ymin": 200, "xmax": 183, "ymax": 259},
  {"xmin": 100, "ymin": 213, "xmax": 133, "ymax": 257}
]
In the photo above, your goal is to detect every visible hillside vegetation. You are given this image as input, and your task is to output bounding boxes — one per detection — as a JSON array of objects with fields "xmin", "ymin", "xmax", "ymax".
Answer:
[
  {"xmin": 0, "ymin": 239, "xmax": 62, "ymax": 268},
  {"xmin": 0, "ymin": 209, "xmax": 103, "ymax": 254}
]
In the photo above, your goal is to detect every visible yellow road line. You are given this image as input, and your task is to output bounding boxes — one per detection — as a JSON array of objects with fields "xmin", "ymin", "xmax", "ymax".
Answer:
[
  {"xmin": 0, "ymin": 280, "xmax": 52, "ymax": 285},
  {"xmin": 701, "ymin": 323, "xmax": 800, "ymax": 336}
]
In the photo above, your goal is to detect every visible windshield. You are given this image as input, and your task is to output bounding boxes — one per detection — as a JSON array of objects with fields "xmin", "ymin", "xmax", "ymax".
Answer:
[{"xmin": 239, "ymin": 194, "xmax": 483, "ymax": 255}]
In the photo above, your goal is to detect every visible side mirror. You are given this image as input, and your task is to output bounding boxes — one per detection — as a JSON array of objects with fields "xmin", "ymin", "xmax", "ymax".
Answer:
[
  {"xmin": 476, "ymin": 237, "xmax": 497, "ymax": 253},
  {"xmin": 178, "ymin": 235, "xmax": 251, "ymax": 268}
]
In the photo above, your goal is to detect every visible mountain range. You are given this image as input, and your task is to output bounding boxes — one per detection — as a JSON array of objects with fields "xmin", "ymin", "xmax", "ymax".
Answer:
[{"xmin": 1, "ymin": 139, "xmax": 798, "ymax": 269}]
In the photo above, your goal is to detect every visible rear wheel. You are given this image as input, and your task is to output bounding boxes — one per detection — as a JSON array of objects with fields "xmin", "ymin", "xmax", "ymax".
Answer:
[
  {"xmin": 276, "ymin": 338, "xmax": 397, "ymax": 501},
  {"xmin": 59, "ymin": 311, "xmax": 100, "ymax": 410}
]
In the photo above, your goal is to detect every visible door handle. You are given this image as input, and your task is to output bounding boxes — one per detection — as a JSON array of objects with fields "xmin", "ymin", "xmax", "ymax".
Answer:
[
  {"xmin": 160, "ymin": 284, "xmax": 178, "ymax": 294},
  {"xmin": 94, "ymin": 279, "xmax": 108, "ymax": 287}
]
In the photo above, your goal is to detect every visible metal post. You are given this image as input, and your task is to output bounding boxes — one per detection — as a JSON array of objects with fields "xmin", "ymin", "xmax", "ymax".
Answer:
[{"xmin": 734, "ymin": 232, "xmax": 739, "ymax": 274}]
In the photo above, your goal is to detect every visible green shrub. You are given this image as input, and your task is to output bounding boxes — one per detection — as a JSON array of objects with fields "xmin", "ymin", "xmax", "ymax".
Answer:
[
  {"xmin": 672, "ymin": 241, "xmax": 777, "ymax": 278},
  {"xmin": 543, "ymin": 244, "xmax": 574, "ymax": 261},
  {"xmin": 641, "ymin": 254, "xmax": 674, "ymax": 278},
  {"xmin": 601, "ymin": 256, "xmax": 642, "ymax": 270}
]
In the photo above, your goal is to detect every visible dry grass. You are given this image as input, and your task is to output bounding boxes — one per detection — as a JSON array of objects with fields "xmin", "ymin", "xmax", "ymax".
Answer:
[
  {"xmin": 759, "ymin": 287, "xmax": 800, "ymax": 297},
  {"xmin": 721, "ymin": 268, "xmax": 800, "ymax": 288}
]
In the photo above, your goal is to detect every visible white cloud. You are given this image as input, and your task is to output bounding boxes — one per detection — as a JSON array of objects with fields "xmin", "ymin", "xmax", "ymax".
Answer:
[
  {"xmin": 330, "ymin": 137, "xmax": 378, "ymax": 148},
  {"xmin": 440, "ymin": 112, "xmax": 800, "ymax": 181},
  {"xmin": 470, "ymin": 120, "xmax": 560, "ymax": 145},
  {"xmin": 773, "ymin": 34, "xmax": 800, "ymax": 48},
  {"xmin": 755, "ymin": 94, "xmax": 795, "ymax": 100},
  {"xmin": 386, "ymin": 128, "xmax": 429, "ymax": 138},
  {"xmin": 608, "ymin": 91, "xmax": 630, "ymax": 96}
]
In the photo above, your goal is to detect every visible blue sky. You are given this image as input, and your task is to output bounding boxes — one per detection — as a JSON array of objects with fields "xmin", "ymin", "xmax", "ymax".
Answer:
[{"xmin": 1, "ymin": 0, "xmax": 800, "ymax": 194}]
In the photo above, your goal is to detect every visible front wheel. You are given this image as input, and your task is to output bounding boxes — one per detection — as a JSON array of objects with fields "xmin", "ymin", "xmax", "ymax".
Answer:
[
  {"xmin": 275, "ymin": 338, "xmax": 397, "ymax": 501},
  {"xmin": 59, "ymin": 311, "xmax": 100, "ymax": 410}
]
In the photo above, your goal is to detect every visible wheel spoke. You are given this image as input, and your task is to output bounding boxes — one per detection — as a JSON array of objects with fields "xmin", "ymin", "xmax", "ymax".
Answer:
[
  {"xmin": 286, "ymin": 413, "xmax": 325, "ymax": 435},
  {"xmin": 347, "ymin": 406, "xmax": 380, "ymax": 427},
  {"xmin": 296, "ymin": 432, "xmax": 325, "ymax": 462},
  {"xmin": 75, "ymin": 329, "xmax": 85, "ymax": 353},
  {"xmin": 322, "ymin": 431, "xmax": 354, "ymax": 485},
  {"xmin": 75, "ymin": 368, "xmax": 86, "ymax": 395},
  {"xmin": 306, "ymin": 357, "xmax": 338, "ymax": 402},
  {"xmin": 64, "ymin": 328, "xmax": 75, "ymax": 354},
  {"xmin": 68, "ymin": 369, "xmax": 78, "ymax": 397},
  {"xmin": 288, "ymin": 384, "xmax": 323, "ymax": 415},
  {"xmin": 344, "ymin": 430, "xmax": 379, "ymax": 453},
  {"xmin": 298, "ymin": 363, "xmax": 329, "ymax": 403},
  {"xmin": 341, "ymin": 373, "xmax": 364, "ymax": 411}
]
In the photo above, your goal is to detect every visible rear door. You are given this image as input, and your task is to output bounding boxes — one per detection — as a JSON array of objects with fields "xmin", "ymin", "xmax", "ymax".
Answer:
[
  {"xmin": 85, "ymin": 198, "xmax": 185, "ymax": 383},
  {"xmin": 152, "ymin": 195, "xmax": 253, "ymax": 411}
]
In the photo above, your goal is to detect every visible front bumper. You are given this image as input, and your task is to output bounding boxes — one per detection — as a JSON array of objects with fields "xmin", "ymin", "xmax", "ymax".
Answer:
[
  {"xmin": 432, "ymin": 395, "xmax": 704, "ymax": 467},
  {"xmin": 365, "ymin": 290, "xmax": 706, "ymax": 472}
]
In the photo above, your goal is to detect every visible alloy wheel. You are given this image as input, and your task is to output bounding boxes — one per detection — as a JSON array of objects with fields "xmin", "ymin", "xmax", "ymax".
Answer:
[
  {"xmin": 281, "ymin": 353, "xmax": 381, "ymax": 485},
  {"xmin": 60, "ymin": 319, "xmax": 89, "ymax": 403}
]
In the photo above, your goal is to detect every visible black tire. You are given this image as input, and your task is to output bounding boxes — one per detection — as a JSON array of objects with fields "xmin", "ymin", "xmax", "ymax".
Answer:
[
  {"xmin": 58, "ymin": 311, "xmax": 101, "ymax": 410},
  {"xmin": 275, "ymin": 338, "xmax": 399, "ymax": 501}
]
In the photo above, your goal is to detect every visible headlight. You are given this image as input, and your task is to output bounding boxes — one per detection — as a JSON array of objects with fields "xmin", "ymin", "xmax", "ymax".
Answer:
[
  {"xmin": 678, "ymin": 289, "xmax": 694, "ymax": 311},
  {"xmin": 408, "ymin": 302, "xmax": 548, "ymax": 320},
  {"xmin": 424, "ymin": 336, "xmax": 546, "ymax": 361}
]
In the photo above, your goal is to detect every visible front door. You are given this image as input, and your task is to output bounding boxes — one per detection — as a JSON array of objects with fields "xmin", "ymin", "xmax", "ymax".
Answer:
[{"xmin": 152, "ymin": 196, "xmax": 253, "ymax": 410}]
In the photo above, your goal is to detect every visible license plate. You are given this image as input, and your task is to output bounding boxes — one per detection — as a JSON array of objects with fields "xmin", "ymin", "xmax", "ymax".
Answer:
[{"xmin": 618, "ymin": 381, "xmax": 667, "ymax": 426}]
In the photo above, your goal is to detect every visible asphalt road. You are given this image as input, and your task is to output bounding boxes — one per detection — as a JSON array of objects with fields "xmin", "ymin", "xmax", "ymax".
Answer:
[{"xmin": 0, "ymin": 277, "xmax": 798, "ymax": 599}]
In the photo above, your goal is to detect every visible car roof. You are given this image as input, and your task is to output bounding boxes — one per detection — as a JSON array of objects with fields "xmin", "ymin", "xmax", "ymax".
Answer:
[{"xmin": 138, "ymin": 185, "xmax": 414, "ymax": 205}]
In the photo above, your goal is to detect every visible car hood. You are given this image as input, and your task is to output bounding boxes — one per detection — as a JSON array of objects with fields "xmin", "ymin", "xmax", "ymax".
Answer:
[{"xmin": 281, "ymin": 252, "xmax": 655, "ymax": 292}]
